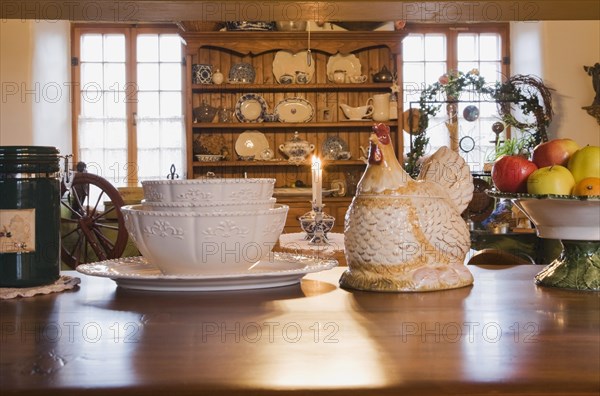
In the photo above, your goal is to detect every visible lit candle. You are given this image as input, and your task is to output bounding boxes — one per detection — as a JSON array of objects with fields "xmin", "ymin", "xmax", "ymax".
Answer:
[{"xmin": 311, "ymin": 155, "xmax": 322, "ymax": 207}]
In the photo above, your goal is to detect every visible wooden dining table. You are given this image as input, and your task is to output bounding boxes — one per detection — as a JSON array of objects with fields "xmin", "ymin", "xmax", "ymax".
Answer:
[{"xmin": 1, "ymin": 265, "xmax": 599, "ymax": 395}]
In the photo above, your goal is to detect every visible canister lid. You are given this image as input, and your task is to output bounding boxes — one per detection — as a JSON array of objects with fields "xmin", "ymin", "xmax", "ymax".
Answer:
[{"xmin": 0, "ymin": 146, "xmax": 61, "ymax": 173}]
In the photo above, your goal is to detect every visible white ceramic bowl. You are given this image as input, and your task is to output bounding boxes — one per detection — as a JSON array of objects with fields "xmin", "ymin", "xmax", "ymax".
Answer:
[
  {"xmin": 141, "ymin": 197, "xmax": 277, "ymax": 212},
  {"xmin": 487, "ymin": 191, "xmax": 600, "ymax": 240},
  {"xmin": 141, "ymin": 178, "xmax": 275, "ymax": 203},
  {"xmin": 122, "ymin": 204, "xmax": 289, "ymax": 275}
]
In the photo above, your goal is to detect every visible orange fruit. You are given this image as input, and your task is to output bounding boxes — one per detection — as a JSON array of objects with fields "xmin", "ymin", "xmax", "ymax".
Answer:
[{"xmin": 572, "ymin": 177, "xmax": 600, "ymax": 196}]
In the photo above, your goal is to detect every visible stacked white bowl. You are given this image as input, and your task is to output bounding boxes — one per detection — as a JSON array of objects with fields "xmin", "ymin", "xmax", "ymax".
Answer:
[{"xmin": 121, "ymin": 178, "xmax": 288, "ymax": 275}]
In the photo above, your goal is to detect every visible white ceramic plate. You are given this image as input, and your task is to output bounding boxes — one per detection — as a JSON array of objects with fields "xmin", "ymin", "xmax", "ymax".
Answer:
[
  {"xmin": 274, "ymin": 98, "xmax": 314, "ymax": 123},
  {"xmin": 272, "ymin": 50, "xmax": 315, "ymax": 84},
  {"xmin": 76, "ymin": 253, "xmax": 338, "ymax": 292},
  {"xmin": 235, "ymin": 94, "xmax": 267, "ymax": 123},
  {"xmin": 326, "ymin": 53, "xmax": 362, "ymax": 82},
  {"xmin": 235, "ymin": 130, "xmax": 270, "ymax": 157}
]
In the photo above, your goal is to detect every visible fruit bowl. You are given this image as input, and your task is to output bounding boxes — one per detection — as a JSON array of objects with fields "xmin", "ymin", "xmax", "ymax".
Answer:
[{"xmin": 486, "ymin": 190, "xmax": 600, "ymax": 291}]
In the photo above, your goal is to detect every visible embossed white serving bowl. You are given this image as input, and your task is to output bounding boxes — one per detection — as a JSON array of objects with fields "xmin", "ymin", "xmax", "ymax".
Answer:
[
  {"xmin": 141, "ymin": 197, "xmax": 277, "ymax": 212},
  {"xmin": 121, "ymin": 204, "xmax": 289, "ymax": 275},
  {"xmin": 141, "ymin": 178, "xmax": 275, "ymax": 203}
]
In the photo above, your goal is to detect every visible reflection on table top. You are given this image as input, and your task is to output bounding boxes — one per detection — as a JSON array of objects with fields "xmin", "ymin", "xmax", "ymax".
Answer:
[{"xmin": 1, "ymin": 266, "xmax": 599, "ymax": 395}]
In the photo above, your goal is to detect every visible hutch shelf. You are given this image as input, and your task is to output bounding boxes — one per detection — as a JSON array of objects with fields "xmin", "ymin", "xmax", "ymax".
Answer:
[{"xmin": 182, "ymin": 30, "xmax": 407, "ymax": 232}]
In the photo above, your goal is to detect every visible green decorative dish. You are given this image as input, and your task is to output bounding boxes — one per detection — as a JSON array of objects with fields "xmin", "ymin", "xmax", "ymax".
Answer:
[{"xmin": 486, "ymin": 190, "xmax": 600, "ymax": 291}]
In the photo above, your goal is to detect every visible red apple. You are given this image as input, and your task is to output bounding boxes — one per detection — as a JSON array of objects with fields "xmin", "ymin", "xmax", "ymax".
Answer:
[
  {"xmin": 531, "ymin": 138, "xmax": 580, "ymax": 168},
  {"xmin": 492, "ymin": 155, "xmax": 538, "ymax": 193},
  {"xmin": 527, "ymin": 165, "xmax": 576, "ymax": 195}
]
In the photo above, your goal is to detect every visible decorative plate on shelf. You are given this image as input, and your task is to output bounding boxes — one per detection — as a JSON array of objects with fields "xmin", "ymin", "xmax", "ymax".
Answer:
[
  {"xmin": 272, "ymin": 50, "xmax": 315, "ymax": 84},
  {"xmin": 326, "ymin": 53, "xmax": 362, "ymax": 82},
  {"xmin": 235, "ymin": 93, "xmax": 267, "ymax": 123},
  {"xmin": 274, "ymin": 98, "xmax": 314, "ymax": 123},
  {"xmin": 235, "ymin": 130, "xmax": 270, "ymax": 158},
  {"xmin": 321, "ymin": 136, "xmax": 349, "ymax": 160}
]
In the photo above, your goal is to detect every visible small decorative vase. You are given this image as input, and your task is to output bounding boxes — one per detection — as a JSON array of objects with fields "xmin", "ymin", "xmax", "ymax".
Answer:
[{"xmin": 212, "ymin": 69, "xmax": 224, "ymax": 85}]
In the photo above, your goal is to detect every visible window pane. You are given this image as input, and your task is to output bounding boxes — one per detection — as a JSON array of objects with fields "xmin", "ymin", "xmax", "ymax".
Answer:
[
  {"xmin": 480, "ymin": 34, "xmax": 501, "ymax": 61},
  {"xmin": 137, "ymin": 34, "xmax": 159, "ymax": 62},
  {"xmin": 159, "ymin": 35, "xmax": 181, "ymax": 62},
  {"xmin": 105, "ymin": 121, "xmax": 127, "ymax": 148},
  {"xmin": 425, "ymin": 62, "xmax": 446, "ymax": 85},
  {"xmin": 160, "ymin": 63, "xmax": 182, "ymax": 91},
  {"xmin": 137, "ymin": 92, "xmax": 159, "ymax": 117},
  {"xmin": 81, "ymin": 34, "xmax": 103, "ymax": 62},
  {"xmin": 104, "ymin": 63, "xmax": 126, "ymax": 91},
  {"xmin": 81, "ymin": 62, "xmax": 103, "ymax": 89},
  {"xmin": 137, "ymin": 120, "xmax": 160, "ymax": 148},
  {"xmin": 138, "ymin": 151, "xmax": 161, "ymax": 179},
  {"xmin": 104, "ymin": 91, "xmax": 126, "ymax": 118},
  {"xmin": 159, "ymin": 121, "xmax": 184, "ymax": 147},
  {"xmin": 424, "ymin": 34, "xmax": 446, "ymax": 61},
  {"xmin": 458, "ymin": 61, "xmax": 479, "ymax": 74},
  {"xmin": 137, "ymin": 64, "xmax": 159, "ymax": 91},
  {"xmin": 457, "ymin": 33, "xmax": 478, "ymax": 60},
  {"xmin": 78, "ymin": 119, "xmax": 104, "ymax": 148},
  {"xmin": 403, "ymin": 34, "xmax": 424, "ymax": 61},
  {"xmin": 103, "ymin": 34, "xmax": 125, "ymax": 62},
  {"xmin": 160, "ymin": 92, "xmax": 182, "ymax": 117},
  {"xmin": 81, "ymin": 93, "xmax": 103, "ymax": 117},
  {"xmin": 479, "ymin": 62, "xmax": 502, "ymax": 83}
]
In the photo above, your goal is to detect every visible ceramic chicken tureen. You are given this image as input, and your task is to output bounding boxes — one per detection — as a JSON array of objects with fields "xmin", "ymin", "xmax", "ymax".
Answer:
[{"xmin": 341, "ymin": 123, "xmax": 475, "ymax": 292}]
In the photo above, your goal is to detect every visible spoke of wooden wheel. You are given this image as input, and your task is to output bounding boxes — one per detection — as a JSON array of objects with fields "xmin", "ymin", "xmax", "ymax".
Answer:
[
  {"xmin": 79, "ymin": 221, "xmax": 108, "ymax": 261},
  {"xmin": 94, "ymin": 205, "xmax": 116, "ymax": 223},
  {"xmin": 93, "ymin": 227, "xmax": 115, "ymax": 255},
  {"xmin": 69, "ymin": 231, "xmax": 84, "ymax": 265},
  {"xmin": 89, "ymin": 190, "xmax": 105, "ymax": 219},
  {"xmin": 100, "ymin": 205, "xmax": 117, "ymax": 218},
  {"xmin": 61, "ymin": 200, "xmax": 83, "ymax": 219},
  {"xmin": 71, "ymin": 187, "xmax": 86, "ymax": 216},
  {"xmin": 62, "ymin": 226, "xmax": 82, "ymax": 240},
  {"xmin": 94, "ymin": 222, "xmax": 120, "ymax": 231}
]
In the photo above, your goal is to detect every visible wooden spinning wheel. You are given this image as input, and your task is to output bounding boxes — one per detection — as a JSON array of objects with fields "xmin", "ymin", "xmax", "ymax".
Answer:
[{"xmin": 60, "ymin": 171, "xmax": 128, "ymax": 268}]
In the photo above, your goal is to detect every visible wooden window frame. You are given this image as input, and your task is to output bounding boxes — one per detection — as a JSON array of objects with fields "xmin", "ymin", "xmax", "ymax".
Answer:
[{"xmin": 70, "ymin": 23, "xmax": 182, "ymax": 185}]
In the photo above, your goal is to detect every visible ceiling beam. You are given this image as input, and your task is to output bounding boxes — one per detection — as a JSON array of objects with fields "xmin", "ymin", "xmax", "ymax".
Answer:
[{"xmin": 1, "ymin": 1, "xmax": 598, "ymax": 23}]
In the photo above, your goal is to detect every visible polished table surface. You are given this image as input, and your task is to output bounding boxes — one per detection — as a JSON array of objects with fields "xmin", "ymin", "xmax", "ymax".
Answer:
[{"xmin": 1, "ymin": 265, "xmax": 599, "ymax": 395}]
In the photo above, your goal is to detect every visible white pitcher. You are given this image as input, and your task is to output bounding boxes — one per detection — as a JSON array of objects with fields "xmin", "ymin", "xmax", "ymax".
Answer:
[{"xmin": 367, "ymin": 93, "xmax": 390, "ymax": 121}]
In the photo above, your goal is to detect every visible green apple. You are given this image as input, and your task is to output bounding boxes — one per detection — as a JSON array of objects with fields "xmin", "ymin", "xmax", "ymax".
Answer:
[
  {"xmin": 527, "ymin": 165, "xmax": 576, "ymax": 195},
  {"xmin": 568, "ymin": 145, "xmax": 600, "ymax": 183}
]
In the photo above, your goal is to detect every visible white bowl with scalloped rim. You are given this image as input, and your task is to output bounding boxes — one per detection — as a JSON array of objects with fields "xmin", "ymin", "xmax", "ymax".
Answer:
[
  {"xmin": 141, "ymin": 178, "xmax": 275, "ymax": 203},
  {"xmin": 122, "ymin": 204, "xmax": 289, "ymax": 275}
]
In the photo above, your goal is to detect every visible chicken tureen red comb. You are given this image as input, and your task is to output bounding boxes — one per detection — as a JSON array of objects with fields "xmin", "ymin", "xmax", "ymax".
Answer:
[{"xmin": 372, "ymin": 123, "xmax": 390, "ymax": 145}]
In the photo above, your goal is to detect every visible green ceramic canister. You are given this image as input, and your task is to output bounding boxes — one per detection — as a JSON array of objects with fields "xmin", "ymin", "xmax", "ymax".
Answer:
[{"xmin": 0, "ymin": 146, "xmax": 61, "ymax": 287}]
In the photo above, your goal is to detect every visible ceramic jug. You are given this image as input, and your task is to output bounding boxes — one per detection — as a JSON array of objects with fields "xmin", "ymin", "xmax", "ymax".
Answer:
[{"xmin": 367, "ymin": 93, "xmax": 390, "ymax": 121}]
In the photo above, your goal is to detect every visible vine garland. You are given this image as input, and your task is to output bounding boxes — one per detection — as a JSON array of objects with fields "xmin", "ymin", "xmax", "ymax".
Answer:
[{"xmin": 405, "ymin": 69, "xmax": 553, "ymax": 177}]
